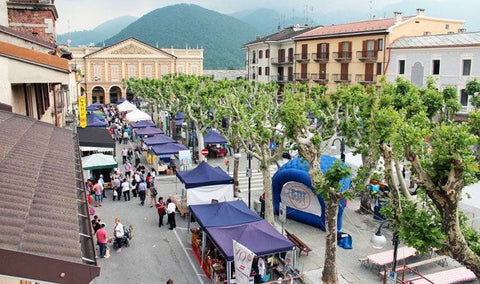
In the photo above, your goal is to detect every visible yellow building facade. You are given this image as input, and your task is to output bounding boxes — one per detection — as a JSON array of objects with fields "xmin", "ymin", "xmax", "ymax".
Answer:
[{"xmin": 294, "ymin": 10, "xmax": 464, "ymax": 90}]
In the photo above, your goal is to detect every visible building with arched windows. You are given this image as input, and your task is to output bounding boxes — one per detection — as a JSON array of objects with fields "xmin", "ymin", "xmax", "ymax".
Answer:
[{"xmin": 70, "ymin": 37, "xmax": 203, "ymax": 104}]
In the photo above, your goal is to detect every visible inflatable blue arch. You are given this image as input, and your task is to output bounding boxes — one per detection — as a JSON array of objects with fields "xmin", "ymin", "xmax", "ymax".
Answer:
[{"xmin": 272, "ymin": 155, "xmax": 351, "ymax": 231}]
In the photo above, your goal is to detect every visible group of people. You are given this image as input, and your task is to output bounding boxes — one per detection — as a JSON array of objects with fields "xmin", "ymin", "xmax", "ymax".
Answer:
[
  {"xmin": 85, "ymin": 174, "xmax": 106, "ymax": 207},
  {"xmin": 155, "ymin": 196, "xmax": 176, "ymax": 230}
]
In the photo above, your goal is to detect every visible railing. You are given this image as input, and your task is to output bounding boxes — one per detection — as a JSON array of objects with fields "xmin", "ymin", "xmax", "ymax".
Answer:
[
  {"xmin": 357, "ymin": 50, "xmax": 378, "ymax": 61},
  {"xmin": 271, "ymin": 75, "xmax": 293, "ymax": 83},
  {"xmin": 295, "ymin": 73, "xmax": 309, "ymax": 82},
  {"xmin": 312, "ymin": 52, "xmax": 329, "ymax": 62},
  {"xmin": 332, "ymin": 52, "xmax": 352, "ymax": 62},
  {"xmin": 355, "ymin": 74, "xmax": 377, "ymax": 83},
  {"xmin": 295, "ymin": 53, "xmax": 310, "ymax": 62},
  {"xmin": 271, "ymin": 57, "xmax": 294, "ymax": 65},
  {"xmin": 332, "ymin": 74, "xmax": 351, "ymax": 83},
  {"xmin": 311, "ymin": 73, "xmax": 328, "ymax": 83}
]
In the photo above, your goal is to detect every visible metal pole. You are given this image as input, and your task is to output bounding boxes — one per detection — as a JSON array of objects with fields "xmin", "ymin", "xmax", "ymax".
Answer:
[
  {"xmin": 392, "ymin": 232, "xmax": 399, "ymax": 277},
  {"xmin": 340, "ymin": 138, "xmax": 346, "ymax": 163},
  {"xmin": 248, "ymin": 144, "xmax": 252, "ymax": 208}
]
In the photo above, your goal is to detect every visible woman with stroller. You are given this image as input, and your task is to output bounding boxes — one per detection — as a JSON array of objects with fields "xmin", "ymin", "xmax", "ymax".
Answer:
[{"xmin": 114, "ymin": 217, "xmax": 125, "ymax": 252}]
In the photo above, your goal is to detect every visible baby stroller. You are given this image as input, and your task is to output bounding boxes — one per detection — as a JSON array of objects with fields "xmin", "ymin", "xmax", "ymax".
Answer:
[{"xmin": 113, "ymin": 225, "xmax": 134, "ymax": 249}]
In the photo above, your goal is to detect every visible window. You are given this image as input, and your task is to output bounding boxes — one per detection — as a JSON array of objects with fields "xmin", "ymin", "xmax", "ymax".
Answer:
[
  {"xmin": 460, "ymin": 89, "xmax": 468, "ymax": 106},
  {"xmin": 398, "ymin": 60, "xmax": 405, "ymax": 75},
  {"xmin": 258, "ymin": 67, "xmax": 262, "ymax": 76},
  {"xmin": 177, "ymin": 65, "xmax": 184, "ymax": 74},
  {"xmin": 377, "ymin": 39, "xmax": 383, "ymax": 51},
  {"xmin": 366, "ymin": 40, "xmax": 375, "ymax": 51},
  {"xmin": 376, "ymin": 62, "xmax": 382, "ymax": 75},
  {"xmin": 341, "ymin": 41, "xmax": 349, "ymax": 52},
  {"xmin": 432, "ymin": 60, "xmax": 440, "ymax": 75},
  {"xmin": 445, "ymin": 24, "xmax": 450, "ymax": 30},
  {"xmin": 161, "ymin": 64, "xmax": 168, "ymax": 75},
  {"xmin": 265, "ymin": 49, "xmax": 270, "ymax": 58},
  {"xmin": 93, "ymin": 64, "xmax": 102, "ymax": 80},
  {"xmin": 252, "ymin": 51, "xmax": 256, "ymax": 63},
  {"xmin": 145, "ymin": 65, "xmax": 153, "ymax": 78},
  {"xmin": 110, "ymin": 64, "xmax": 119, "ymax": 81},
  {"xmin": 259, "ymin": 50, "xmax": 263, "ymax": 59},
  {"xmin": 192, "ymin": 65, "xmax": 198, "ymax": 75},
  {"xmin": 128, "ymin": 64, "xmax": 136, "ymax": 78},
  {"xmin": 424, "ymin": 31, "xmax": 431, "ymax": 35},
  {"xmin": 462, "ymin": 59, "xmax": 471, "ymax": 76},
  {"xmin": 265, "ymin": 67, "xmax": 270, "ymax": 76}
]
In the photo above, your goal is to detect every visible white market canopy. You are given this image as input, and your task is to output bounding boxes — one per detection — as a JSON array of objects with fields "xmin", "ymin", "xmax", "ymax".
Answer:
[
  {"xmin": 82, "ymin": 153, "xmax": 118, "ymax": 170},
  {"xmin": 117, "ymin": 100, "xmax": 137, "ymax": 112},
  {"xmin": 125, "ymin": 109, "xmax": 152, "ymax": 122}
]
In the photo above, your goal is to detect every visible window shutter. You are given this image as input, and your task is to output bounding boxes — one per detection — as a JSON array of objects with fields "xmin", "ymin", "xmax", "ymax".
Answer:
[
  {"xmin": 326, "ymin": 43, "xmax": 329, "ymax": 55},
  {"xmin": 374, "ymin": 40, "xmax": 378, "ymax": 52},
  {"xmin": 338, "ymin": 42, "xmax": 342, "ymax": 52},
  {"xmin": 317, "ymin": 43, "xmax": 321, "ymax": 55},
  {"xmin": 348, "ymin": 42, "xmax": 352, "ymax": 53},
  {"xmin": 362, "ymin": 40, "xmax": 367, "ymax": 51}
]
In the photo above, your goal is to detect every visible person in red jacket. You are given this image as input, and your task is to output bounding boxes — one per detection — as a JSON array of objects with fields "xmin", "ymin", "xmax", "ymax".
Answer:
[{"xmin": 155, "ymin": 196, "xmax": 166, "ymax": 227}]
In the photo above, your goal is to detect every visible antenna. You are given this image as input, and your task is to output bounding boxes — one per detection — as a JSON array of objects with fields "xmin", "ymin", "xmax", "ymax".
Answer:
[{"xmin": 369, "ymin": 0, "xmax": 374, "ymax": 20}]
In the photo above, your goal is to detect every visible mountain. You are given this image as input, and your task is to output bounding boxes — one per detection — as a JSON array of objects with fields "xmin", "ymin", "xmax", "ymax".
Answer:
[
  {"xmin": 57, "ymin": 16, "xmax": 138, "ymax": 46},
  {"xmin": 104, "ymin": 4, "xmax": 259, "ymax": 70}
]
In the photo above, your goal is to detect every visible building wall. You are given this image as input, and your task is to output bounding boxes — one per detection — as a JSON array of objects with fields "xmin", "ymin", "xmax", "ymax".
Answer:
[
  {"xmin": 387, "ymin": 46, "xmax": 478, "ymax": 113},
  {"xmin": 389, "ymin": 17, "xmax": 464, "ymax": 44},
  {"xmin": 0, "ymin": 57, "xmax": 11, "ymax": 106}
]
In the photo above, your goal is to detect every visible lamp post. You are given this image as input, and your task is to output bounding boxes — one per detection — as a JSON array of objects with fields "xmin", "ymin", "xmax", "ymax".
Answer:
[
  {"xmin": 331, "ymin": 137, "xmax": 346, "ymax": 163},
  {"xmin": 371, "ymin": 220, "xmax": 399, "ymax": 283},
  {"xmin": 247, "ymin": 144, "xmax": 252, "ymax": 208}
]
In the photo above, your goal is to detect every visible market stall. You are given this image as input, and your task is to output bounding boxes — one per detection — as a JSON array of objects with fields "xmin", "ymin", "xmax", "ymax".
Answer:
[
  {"xmin": 143, "ymin": 135, "xmax": 176, "ymax": 146},
  {"xmin": 131, "ymin": 120, "xmax": 155, "ymax": 129},
  {"xmin": 125, "ymin": 109, "xmax": 151, "ymax": 122},
  {"xmin": 189, "ymin": 201, "xmax": 297, "ymax": 283},
  {"xmin": 77, "ymin": 127, "xmax": 116, "ymax": 156},
  {"xmin": 81, "ymin": 153, "xmax": 117, "ymax": 183},
  {"xmin": 117, "ymin": 100, "xmax": 137, "ymax": 112},
  {"xmin": 203, "ymin": 129, "xmax": 228, "ymax": 158},
  {"xmin": 134, "ymin": 127, "xmax": 164, "ymax": 137},
  {"xmin": 150, "ymin": 142, "xmax": 188, "ymax": 166},
  {"xmin": 86, "ymin": 113, "xmax": 106, "ymax": 128},
  {"xmin": 86, "ymin": 102, "xmax": 102, "ymax": 111}
]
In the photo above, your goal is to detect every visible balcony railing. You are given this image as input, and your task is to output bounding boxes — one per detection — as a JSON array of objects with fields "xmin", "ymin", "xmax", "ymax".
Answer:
[
  {"xmin": 271, "ymin": 75, "xmax": 293, "ymax": 83},
  {"xmin": 310, "ymin": 73, "xmax": 329, "ymax": 83},
  {"xmin": 356, "ymin": 50, "xmax": 378, "ymax": 62},
  {"xmin": 355, "ymin": 74, "xmax": 377, "ymax": 84},
  {"xmin": 312, "ymin": 52, "xmax": 329, "ymax": 62},
  {"xmin": 332, "ymin": 52, "xmax": 352, "ymax": 62},
  {"xmin": 295, "ymin": 53, "xmax": 310, "ymax": 62},
  {"xmin": 271, "ymin": 57, "xmax": 294, "ymax": 65},
  {"xmin": 295, "ymin": 73, "xmax": 309, "ymax": 82},
  {"xmin": 332, "ymin": 74, "xmax": 351, "ymax": 83}
]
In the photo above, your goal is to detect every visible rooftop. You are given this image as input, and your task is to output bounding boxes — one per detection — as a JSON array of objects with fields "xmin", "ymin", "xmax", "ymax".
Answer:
[
  {"xmin": 0, "ymin": 24, "xmax": 56, "ymax": 50},
  {"xmin": 244, "ymin": 25, "xmax": 316, "ymax": 46},
  {"xmin": 390, "ymin": 31, "xmax": 480, "ymax": 48}
]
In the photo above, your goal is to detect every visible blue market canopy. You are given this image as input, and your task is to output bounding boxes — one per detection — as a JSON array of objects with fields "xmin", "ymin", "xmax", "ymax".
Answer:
[
  {"xmin": 131, "ymin": 120, "xmax": 155, "ymax": 129},
  {"xmin": 189, "ymin": 200, "xmax": 262, "ymax": 228},
  {"xmin": 205, "ymin": 220, "xmax": 295, "ymax": 261},
  {"xmin": 175, "ymin": 111, "xmax": 185, "ymax": 126},
  {"xmin": 151, "ymin": 142, "xmax": 188, "ymax": 156},
  {"xmin": 176, "ymin": 161, "xmax": 233, "ymax": 189},
  {"xmin": 134, "ymin": 127, "xmax": 164, "ymax": 136},
  {"xmin": 143, "ymin": 135, "xmax": 176, "ymax": 146},
  {"xmin": 116, "ymin": 98, "xmax": 126, "ymax": 104},
  {"xmin": 203, "ymin": 129, "xmax": 227, "ymax": 145},
  {"xmin": 87, "ymin": 113, "xmax": 106, "ymax": 127}
]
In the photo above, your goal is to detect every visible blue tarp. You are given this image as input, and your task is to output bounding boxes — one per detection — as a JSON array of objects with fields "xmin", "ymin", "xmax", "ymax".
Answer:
[
  {"xmin": 86, "ymin": 103, "xmax": 102, "ymax": 111},
  {"xmin": 143, "ymin": 135, "xmax": 176, "ymax": 146},
  {"xmin": 135, "ymin": 127, "xmax": 164, "ymax": 136},
  {"xmin": 87, "ymin": 113, "xmax": 106, "ymax": 127},
  {"xmin": 176, "ymin": 161, "xmax": 233, "ymax": 189},
  {"xmin": 151, "ymin": 142, "xmax": 188, "ymax": 156},
  {"xmin": 206, "ymin": 220, "xmax": 295, "ymax": 261},
  {"xmin": 203, "ymin": 129, "xmax": 227, "ymax": 145},
  {"xmin": 116, "ymin": 98, "xmax": 126, "ymax": 104},
  {"xmin": 189, "ymin": 200, "xmax": 262, "ymax": 228},
  {"xmin": 131, "ymin": 120, "xmax": 155, "ymax": 129}
]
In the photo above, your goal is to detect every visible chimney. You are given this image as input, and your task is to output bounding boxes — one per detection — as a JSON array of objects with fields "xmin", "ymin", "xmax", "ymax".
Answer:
[
  {"xmin": 458, "ymin": 28, "xmax": 467, "ymax": 33},
  {"xmin": 156, "ymin": 41, "xmax": 159, "ymax": 49},
  {"xmin": 256, "ymin": 35, "xmax": 261, "ymax": 40},
  {"xmin": 416, "ymin": 8, "xmax": 425, "ymax": 16},
  {"xmin": 394, "ymin": 12, "xmax": 403, "ymax": 23}
]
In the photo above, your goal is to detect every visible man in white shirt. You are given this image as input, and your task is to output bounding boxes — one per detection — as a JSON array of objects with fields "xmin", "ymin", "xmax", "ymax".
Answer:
[{"xmin": 166, "ymin": 199, "xmax": 176, "ymax": 230}]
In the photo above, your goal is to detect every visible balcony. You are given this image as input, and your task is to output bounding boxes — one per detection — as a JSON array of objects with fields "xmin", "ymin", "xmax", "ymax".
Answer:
[
  {"xmin": 310, "ymin": 73, "xmax": 329, "ymax": 84},
  {"xmin": 312, "ymin": 52, "xmax": 329, "ymax": 62},
  {"xmin": 356, "ymin": 50, "xmax": 378, "ymax": 62},
  {"xmin": 332, "ymin": 74, "xmax": 351, "ymax": 83},
  {"xmin": 355, "ymin": 74, "xmax": 377, "ymax": 84},
  {"xmin": 295, "ymin": 53, "xmax": 310, "ymax": 62},
  {"xmin": 271, "ymin": 75, "xmax": 293, "ymax": 83},
  {"xmin": 333, "ymin": 52, "xmax": 352, "ymax": 62},
  {"xmin": 295, "ymin": 73, "xmax": 309, "ymax": 82},
  {"xmin": 271, "ymin": 57, "xmax": 294, "ymax": 65}
]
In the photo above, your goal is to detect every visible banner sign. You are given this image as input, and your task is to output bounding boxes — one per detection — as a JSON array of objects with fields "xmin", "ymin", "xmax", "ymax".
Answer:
[
  {"xmin": 78, "ymin": 96, "xmax": 87, "ymax": 128},
  {"xmin": 178, "ymin": 150, "xmax": 192, "ymax": 170},
  {"xmin": 280, "ymin": 181, "xmax": 322, "ymax": 217},
  {"xmin": 233, "ymin": 240, "xmax": 256, "ymax": 284}
]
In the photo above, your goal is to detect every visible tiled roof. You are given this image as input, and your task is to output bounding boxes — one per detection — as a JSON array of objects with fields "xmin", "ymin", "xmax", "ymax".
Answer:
[
  {"xmin": 0, "ymin": 24, "xmax": 56, "ymax": 50},
  {"xmin": 0, "ymin": 111, "xmax": 84, "ymax": 264},
  {"xmin": 0, "ymin": 41, "xmax": 70, "ymax": 72},
  {"xmin": 244, "ymin": 26, "xmax": 316, "ymax": 46},
  {"xmin": 295, "ymin": 16, "xmax": 414, "ymax": 39},
  {"xmin": 390, "ymin": 31, "xmax": 480, "ymax": 48}
]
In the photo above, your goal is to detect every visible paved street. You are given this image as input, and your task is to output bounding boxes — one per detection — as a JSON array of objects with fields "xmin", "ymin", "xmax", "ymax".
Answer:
[{"xmin": 90, "ymin": 137, "xmax": 456, "ymax": 284}]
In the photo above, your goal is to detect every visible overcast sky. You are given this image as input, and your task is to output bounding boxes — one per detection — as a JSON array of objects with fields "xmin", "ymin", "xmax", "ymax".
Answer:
[{"xmin": 55, "ymin": 0, "xmax": 454, "ymax": 34}]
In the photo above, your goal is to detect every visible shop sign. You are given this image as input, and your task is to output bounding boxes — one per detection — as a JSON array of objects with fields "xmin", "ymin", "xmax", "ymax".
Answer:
[
  {"xmin": 280, "ymin": 181, "xmax": 322, "ymax": 217},
  {"xmin": 78, "ymin": 96, "xmax": 87, "ymax": 128}
]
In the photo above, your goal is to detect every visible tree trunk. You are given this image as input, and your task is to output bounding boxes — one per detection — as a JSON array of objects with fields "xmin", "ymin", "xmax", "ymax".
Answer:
[
  {"xmin": 357, "ymin": 152, "xmax": 375, "ymax": 214},
  {"xmin": 322, "ymin": 197, "xmax": 339, "ymax": 284},
  {"xmin": 233, "ymin": 143, "xmax": 240, "ymax": 195},
  {"xmin": 260, "ymin": 144, "xmax": 275, "ymax": 225},
  {"xmin": 196, "ymin": 127, "xmax": 205, "ymax": 162}
]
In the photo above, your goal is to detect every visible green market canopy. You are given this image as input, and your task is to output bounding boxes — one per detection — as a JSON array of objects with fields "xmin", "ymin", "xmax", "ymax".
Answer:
[{"xmin": 81, "ymin": 153, "xmax": 117, "ymax": 170}]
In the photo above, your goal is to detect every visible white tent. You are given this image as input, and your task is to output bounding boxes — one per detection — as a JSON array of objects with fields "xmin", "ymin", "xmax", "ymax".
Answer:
[
  {"xmin": 125, "ymin": 109, "xmax": 152, "ymax": 122},
  {"xmin": 117, "ymin": 100, "xmax": 137, "ymax": 112},
  {"xmin": 460, "ymin": 182, "xmax": 480, "ymax": 229}
]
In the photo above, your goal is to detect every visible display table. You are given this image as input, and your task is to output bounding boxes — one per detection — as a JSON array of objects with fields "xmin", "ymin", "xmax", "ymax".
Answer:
[{"xmin": 173, "ymin": 194, "xmax": 188, "ymax": 217}]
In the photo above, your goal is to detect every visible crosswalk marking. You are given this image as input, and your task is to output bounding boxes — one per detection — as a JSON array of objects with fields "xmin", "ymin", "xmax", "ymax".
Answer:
[{"xmin": 236, "ymin": 166, "xmax": 277, "ymax": 193}]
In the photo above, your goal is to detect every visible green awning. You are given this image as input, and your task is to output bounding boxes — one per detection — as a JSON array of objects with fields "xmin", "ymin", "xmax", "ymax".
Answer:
[{"xmin": 82, "ymin": 153, "xmax": 117, "ymax": 170}]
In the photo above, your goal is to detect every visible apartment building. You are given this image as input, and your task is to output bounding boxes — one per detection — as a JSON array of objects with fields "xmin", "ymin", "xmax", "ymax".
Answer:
[
  {"xmin": 293, "ymin": 9, "xmax": 464, "ymax": 90},
  {"xmin": 71, "ymin": 37, "xmax": 203, "ymax": 104},
  {"xmin": 387, "ymin": 31, "xmax": 480, "ymax": 118},
  {"xmin": 243, "ymin": 25, "xmax": 314, "ymax": 84}
]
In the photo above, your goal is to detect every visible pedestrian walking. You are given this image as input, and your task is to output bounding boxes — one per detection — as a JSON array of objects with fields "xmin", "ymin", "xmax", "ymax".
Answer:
[
  {"xmin": 224, "ymin": 157, "xmax": 230, "ymax": 174},
  {"xmin": 122, "ymin": 148, "xmax": 128, "ymax": 164},
  {"xmin": 125, "ymin": 161, "xmax": 132, "ymax": 178},
  {"xmin": 128, "ymin": 148, "xmax": 133, "ymax": 162},
  {"xmin": 155, "ymin": 197, "xmax": 166, "ymax": 227},
  {"xmin": 123, "ymin": 130, "xmax": 129, "ymax": 144},
  {"xmin": 167, "ymin": 198, "xmax": 176, "ymax": 230},
  {"xmin": 96, "ymin": 224, "xmax": 108, "ymax": 258},
  {"xmin": 98, "ymin": 174, "xmax": 106, "ymax": 199},
  {"xmin": 93, "ymin": 180, "xmax": 102, "ymax": 207},
  {"xmin": 138, "ymin": 178, "xmax": 147, "ymax": 206},
  {"xmin": 114, "ymin": 218, "xmax": 124, "ymax": 252},
  {"xmin": 121, "ymin": 178, "xmax": 131, "ymax": 201},
  {"xmin": 112, "ymin": 176, "xmax": 121, "ymax": 201}
]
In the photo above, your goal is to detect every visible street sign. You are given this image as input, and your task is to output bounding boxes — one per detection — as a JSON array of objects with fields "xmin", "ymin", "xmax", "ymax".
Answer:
[
  {"xmin": 387, "ymin": 270, "xmax": 397, "ymax": 283},
  {"xmin": 279, "ymin": 202, "xmax": 286, "ymax": 223},
  {"xmin": 78, "ymin": 96, "xmax": 87, "ymax": 128},
  {"xmin": 269, "ymin": 142, "xmax": 276, "ymax": 150},
  {"xmin": 246, "ymin": 168, "xmax": 252, "ymax": 178},
  {"xmin": 201, "ymin": 148, "xmax": 209, "ymax": 157}
]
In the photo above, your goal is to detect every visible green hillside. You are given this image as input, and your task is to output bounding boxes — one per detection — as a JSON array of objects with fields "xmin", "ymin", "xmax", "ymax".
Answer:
[
  {"xmin": 104, "ymin": 4, "xmax": 259, "ymax": 69},
  {"xmin": 57, "ymin": 16, "xmax": 138, "ymax": 46}
]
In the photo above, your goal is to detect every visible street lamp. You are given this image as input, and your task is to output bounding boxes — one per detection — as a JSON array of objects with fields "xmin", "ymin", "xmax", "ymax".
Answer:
[
  {"xmin": 331, "ymin": 137, "xmax": 346, "ymax": 163},
  {"xmin": 371, "ymin": 220, "xmax": 399, "ymax": 283}
]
